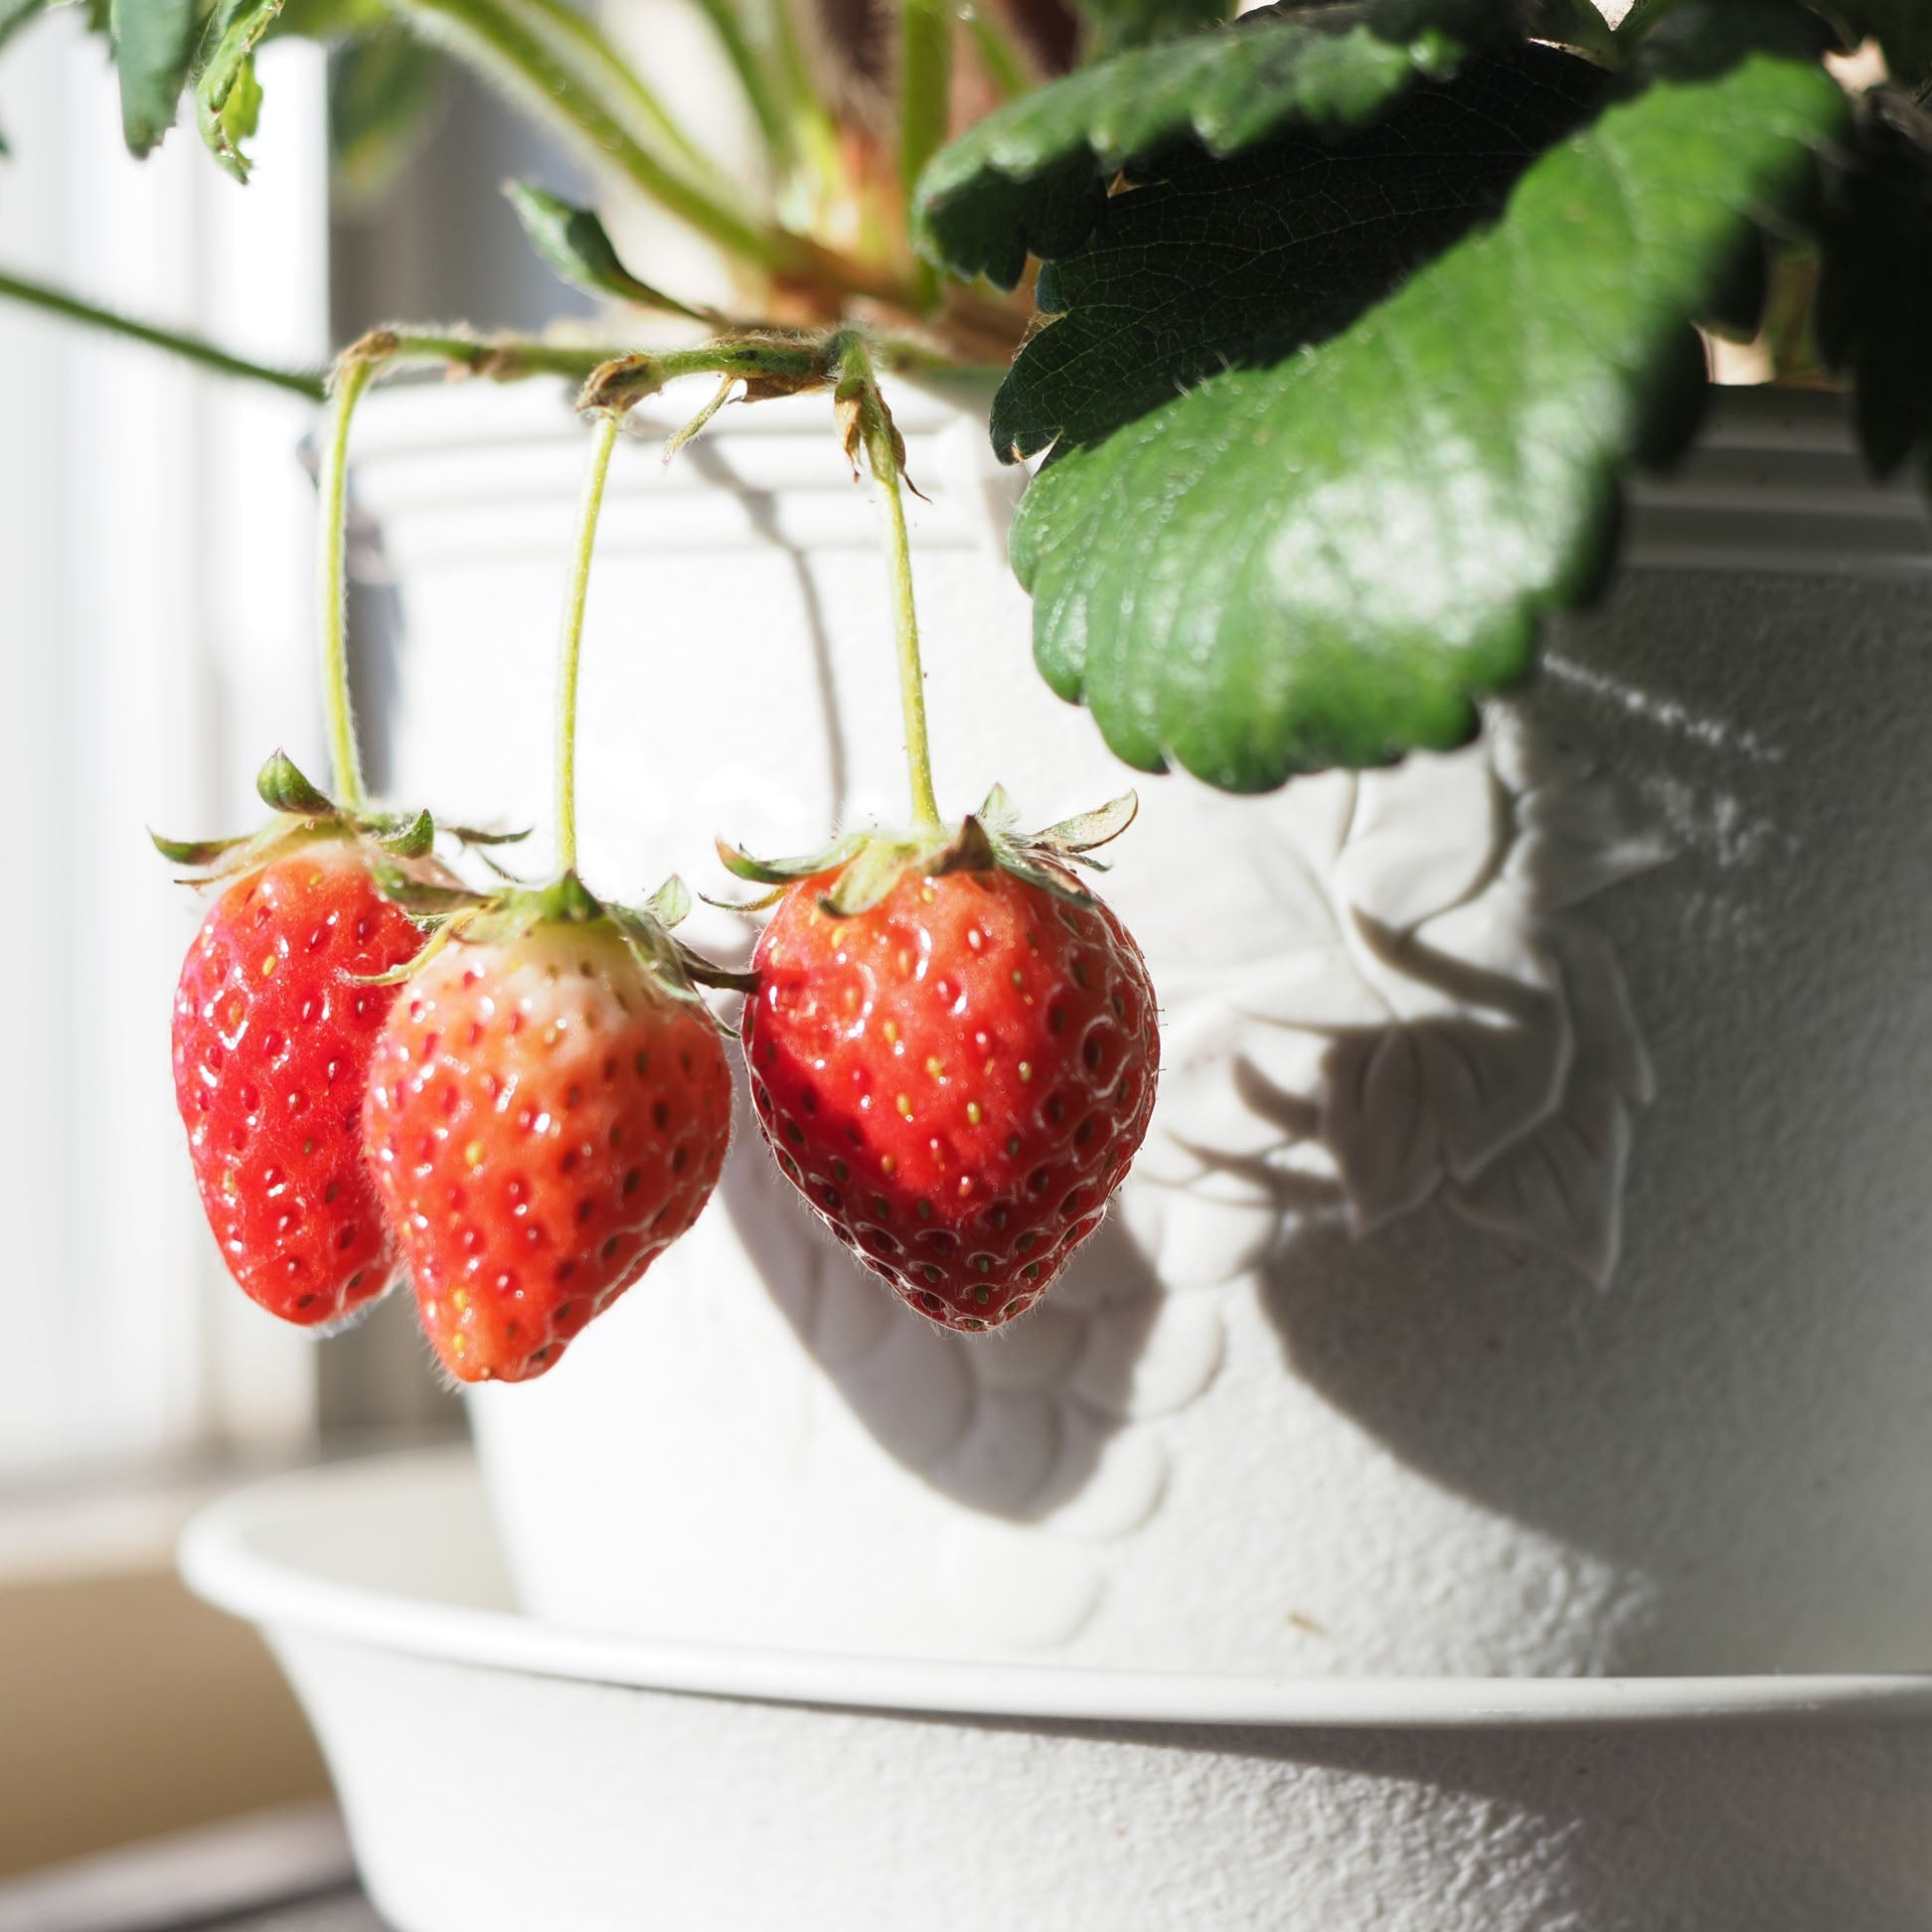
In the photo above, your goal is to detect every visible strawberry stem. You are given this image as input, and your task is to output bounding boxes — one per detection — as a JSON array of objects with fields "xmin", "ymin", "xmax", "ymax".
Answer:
[
  {"xmin": 318, "ymin": 347, "xmax": 387, "ymax": 812},
  {"xmin": 834, "ymin": 333, "xmax": 942, "ymax": 834},
  {"xmin": 555, "ymin": 409, "xmax": 623, "ymax": 876}
]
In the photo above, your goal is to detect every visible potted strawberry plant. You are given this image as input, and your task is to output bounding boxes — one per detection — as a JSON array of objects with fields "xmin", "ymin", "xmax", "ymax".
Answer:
[{"xmin": 11, "ymin": 0, "xmax": 1932, "ymax": 1709}]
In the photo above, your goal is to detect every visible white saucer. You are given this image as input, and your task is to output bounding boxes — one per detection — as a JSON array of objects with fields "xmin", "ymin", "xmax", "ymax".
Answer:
[{"xmin": 183, "ymin": 1448, "xmax": 1932, "ymax": 1932}]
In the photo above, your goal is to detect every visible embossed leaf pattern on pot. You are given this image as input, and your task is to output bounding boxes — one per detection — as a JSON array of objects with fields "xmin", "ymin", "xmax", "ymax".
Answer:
[{"xmin": 1145, "ymin": 714, "xmax": 1669, "ymax": 1285}]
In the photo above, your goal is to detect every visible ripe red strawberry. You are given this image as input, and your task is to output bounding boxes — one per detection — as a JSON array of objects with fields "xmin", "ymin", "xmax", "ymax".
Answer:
[
  {"xmin": 741, "ymin": 848, "xmax": 1159, "ymax": 1332},
  {"xmin": 363, "ymin": 891, "xmax": 732, "ymax": 1382},
  {"xmin": 172, "ymin": 844, "xmax": 423, "ymax": 1327}
]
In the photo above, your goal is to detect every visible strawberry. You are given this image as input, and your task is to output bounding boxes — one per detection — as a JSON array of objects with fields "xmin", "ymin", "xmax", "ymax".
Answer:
[
  {"xmin": 362, "ymin": 878, "xmax": 733, "ymax": 1383},
  {"xmin": 732, "ymin": 795, "xmax": 1159, "ymax": 1332},
  {"xmin": 166, "ymin": 768, "xmax": 434, "ymax": 1328}
]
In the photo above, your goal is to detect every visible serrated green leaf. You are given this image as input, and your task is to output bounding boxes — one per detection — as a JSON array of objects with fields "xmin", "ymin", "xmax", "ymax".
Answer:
[
  {"xmin": 914, "ymin": 0, "xmax": 1528, "ymax": 287},
  {"xmin": 329, "ymin": 24, "xmax": 447, "ymax": 197},
  {"xmin": 111, "ymin": 0, "xmax": 200, "ymax": 154},
  {"xmin": 195, "ymin": 0, "xmax": 285, "ymax": 180},
  {"xmin": 1010, "ymin": 1, "xmax": 1848, "ymax": 790},
  {"xmin": 504, "ymin": 181, "xmax": 711, "ymax": 320},
  {"xmin": 1818, "ymin": 86, "xmax": 1932, "ymax": 475},
  {"xmin": 995, "ymin": 44, "xmax": 1601, "ymax": 458},
  {"xmin": 1074, "ymin": 0, "xmax": 1230, "ymax": 60}
]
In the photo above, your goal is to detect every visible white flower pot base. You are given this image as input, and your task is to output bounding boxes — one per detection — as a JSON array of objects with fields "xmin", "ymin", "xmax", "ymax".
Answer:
[{"xmin": 183, "ymin": 1449, "xmax": 1932, "ymax": 1932}]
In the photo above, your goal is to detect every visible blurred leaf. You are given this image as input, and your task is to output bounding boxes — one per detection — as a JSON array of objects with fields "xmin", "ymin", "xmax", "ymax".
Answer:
[
  {"xmin": 1072, "ymin": 0, "xmax": 1229, "ymax": 60},
  {"xmin": 111, "ymin": 0, "xmax": 200, "ymax": 154},
  {"xmin": 273, "ymin": 0, "xmax": 388, "ymax": 35},
  {"xmin": 330, "ymin": 24, "xmax": 447, "ymax": 196},
  {"xmin": 1009, "ymin": 1, "xmax": 1848, "ymax": 789},
  {"xmin": 914, "ymin": 0, "xmax": 1528, "ymax": 288},
  {"xmin": 1818, "ymin": 86, "xmax": 1932, "ymax": 476},
  {"xmin": 994, "ymin": 44, "xmax": 1602, "ymax": 458},
  {"xmin": 196, "ymin": 0, "xmax": 285, "ymax": 179},
  {"xmin": 505, "ymin": 181, "xmax": 714, "ymax": 319}
]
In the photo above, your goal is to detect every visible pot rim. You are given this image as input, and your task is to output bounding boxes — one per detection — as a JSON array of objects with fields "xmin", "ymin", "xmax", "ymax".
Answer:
[
  {"xmin": 349, "ymin": 376, "xmax": 1932, "ymax": 578},
  {"xmin": 182, "ymin": 1448, "xmax": 1932, "ymax": 1734}
]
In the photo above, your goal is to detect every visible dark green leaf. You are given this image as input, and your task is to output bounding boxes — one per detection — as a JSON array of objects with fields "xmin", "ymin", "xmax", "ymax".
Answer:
[
  {"xmin": 995, "ymin": 44, "xmax": 1602, "ymax": 458},
  {"xmin": 111, "ymin": 0, "xmax": 200, "ymax": 155},
  {"xmin": 913, "ymin": 0, "xmax": 1530, "ymax": 287},
  {"xmin": 1010, "ymin": 1, "xmax": 1848, "ymax": 789},
  {"xmin": 504, "ymin": 182, "xmax": 713, "ymax": 320},
  {"xmin": 195, "ymin": 0, "xmax": 286, "ymax": 180},
  {"xmin": 1073, "ymin": 0, "xmax": 1230, "ymax": 61},
  {"xmin": 329, "ymin": 24, "xmax": 446, "ymax": 195},
  {"xmin": 1817, "ymin": 86, "xmax": 1932, "ymax": 475}
]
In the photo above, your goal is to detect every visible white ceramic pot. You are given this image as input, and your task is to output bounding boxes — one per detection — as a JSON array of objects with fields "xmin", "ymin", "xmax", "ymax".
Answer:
[
  {"xmin": 355, "ymin": 378, "xmax": 1932, "ymax": 1678},
  {"xmin": 181, "ymin": 1450, "xmax": 1932, "ymax": 1932}
]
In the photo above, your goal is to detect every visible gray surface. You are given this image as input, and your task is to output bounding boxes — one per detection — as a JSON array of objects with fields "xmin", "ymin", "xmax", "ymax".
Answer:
[{"xmin": 0, "ymin": 1805, "xmax": 385, "ymax": 1932}]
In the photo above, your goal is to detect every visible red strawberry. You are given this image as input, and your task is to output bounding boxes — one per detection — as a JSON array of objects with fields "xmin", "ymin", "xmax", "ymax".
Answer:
[
  {"xmin": 172, "ymin": 844, "xmax": 423, "ymax": 1327},
  {"xmin": 362, "ymin": 886, "xmax": 733, "ymax": 1382},
  {"xmin": 740, "ymin": 839, "xmax": 1159, "ymax": 1332}
]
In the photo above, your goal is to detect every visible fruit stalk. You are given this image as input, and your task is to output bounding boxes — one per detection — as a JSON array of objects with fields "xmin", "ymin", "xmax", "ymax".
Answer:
[
  {"xmin": 317, "ymin": 348, "xmax": 387, "ymax": 813},
  {"xmin": 836, "ymin": 334, "xmax": 943, "ymax": 834},
  {"xmin": 555, "ymin": 408, "xmax": 623, "ymax": 875}
]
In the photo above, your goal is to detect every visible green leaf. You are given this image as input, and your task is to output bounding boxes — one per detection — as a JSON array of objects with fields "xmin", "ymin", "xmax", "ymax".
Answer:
[
  {"xmin": 329, "ymin": 24, "xmax": 447, "ymax": 197},
  {"xmin": 1073, "ymin": 0, "xmax": 1231, "ymax": 61},
  {"xmin": 256, "ymin": 749, "xmax": 336, "ymax": 817},
  {"xmin": 111, "ymin": 0, "xmax": 200, "ymax": 154},
  {"xmin": 504, "ymin": 182, "xmax": 713, "ymax": 320},
  {"xmin": 195, "ymin": 0, "xmax": 286, "ymax": 180},
  {"xmin": 994, "ymin": 44, "xmax": 1603, "ymax": 458},
  {"xmin": 1817, "ymin": 86, "xmax": 1932, "ymax": 476},
  {"xmin": 1010, "ymin": 1, "xmax": 1848, "ymax": 789},
  {"xmin": 913, "ymin": 0, "xmax": 1530, "ymax": 288},
  {"xmin": 1829, "ymin": 2, "xmax": 1932, "ymax": 86}
]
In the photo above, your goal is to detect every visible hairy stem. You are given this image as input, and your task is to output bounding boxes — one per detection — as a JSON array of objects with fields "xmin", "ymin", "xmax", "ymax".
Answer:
[
  {"xmin": 835, "ymin": 333, "xmax": 941, "ymax": 832},
  {"xmin": 0, "ymin": 267, "xmax": 326, "ymax": 400},
  {"xmin": 555, "ymin": 412, "xmax": 623, "ymax": 876},
  {"xmin": 317, "ymin": 352, "xmax": 385, "ymax": 812}
]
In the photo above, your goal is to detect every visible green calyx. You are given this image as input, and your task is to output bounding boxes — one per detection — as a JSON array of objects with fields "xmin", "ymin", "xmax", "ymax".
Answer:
[
  {"xmin": 716, "ymin": 785, "xmax": 1139, "ymax": 918},
  {"xmin": 361, "ymin": 865, "xmax": 756, "ymax": 1002},
  {"xmin": 150, "ymin": 749, "xmax": 529, "ymax": 887}
]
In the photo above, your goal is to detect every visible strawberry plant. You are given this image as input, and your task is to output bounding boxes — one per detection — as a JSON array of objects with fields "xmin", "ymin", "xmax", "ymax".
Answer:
[
  {"xmin": 3, "ymin": 1, "xmax": 1929, "ymax": 782},
  {"xmin": 7, "ymin": 0, "xmax": 1932, "ymax": 1365}
]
